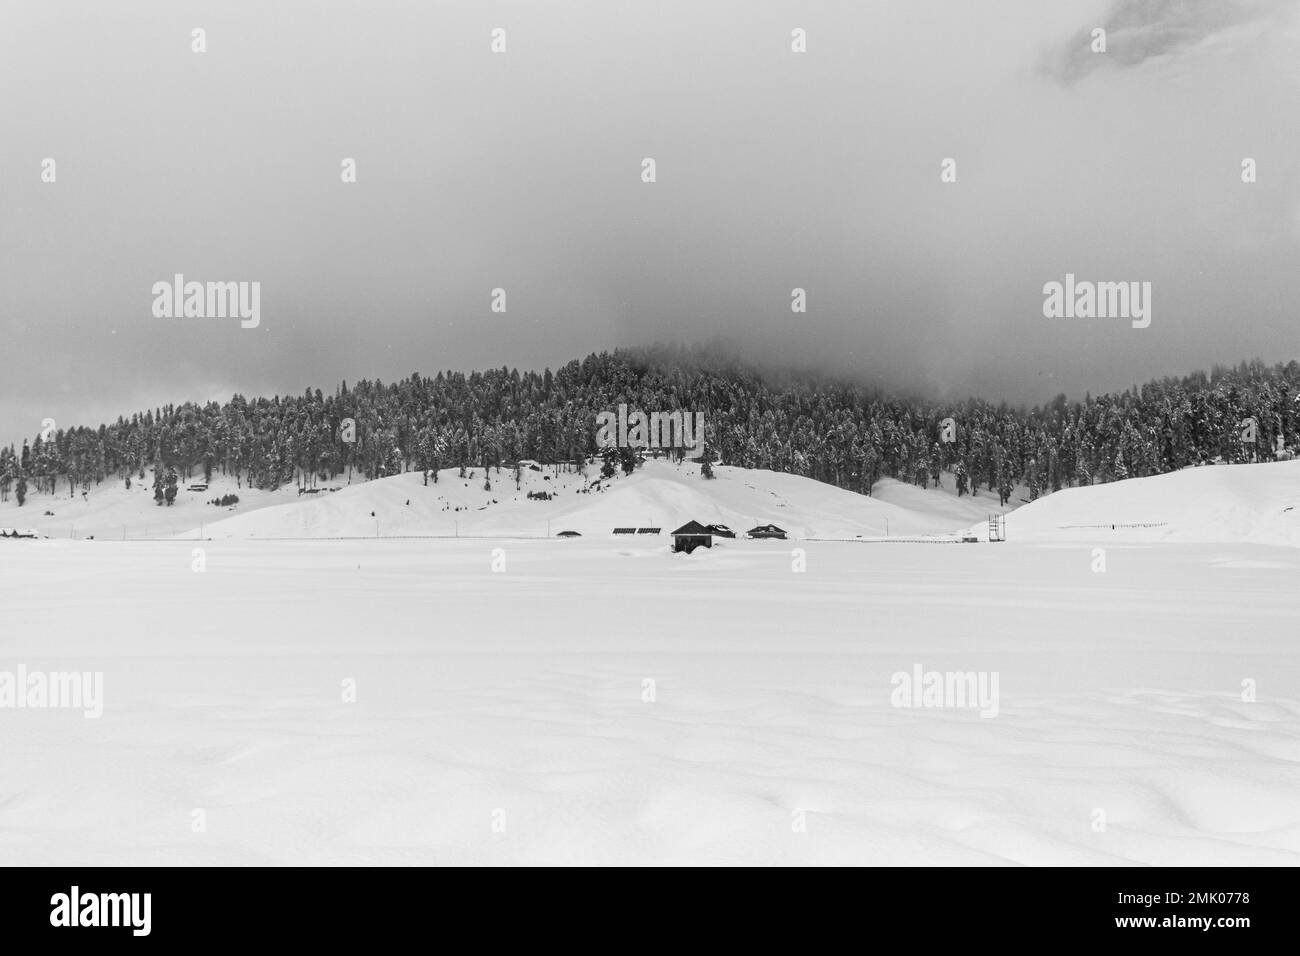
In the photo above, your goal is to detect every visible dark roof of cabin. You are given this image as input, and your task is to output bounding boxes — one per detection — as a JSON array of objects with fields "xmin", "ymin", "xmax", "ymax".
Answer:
[
  {"xmin": 748, "ymin": 524, "xmax": 786, "ymax": 533},
  {"xmin": 671, "ymin": 521, "xmax": 712, "ymax": 536}
]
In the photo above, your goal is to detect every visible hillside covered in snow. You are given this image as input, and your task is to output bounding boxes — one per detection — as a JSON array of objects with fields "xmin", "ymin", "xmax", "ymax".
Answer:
[
  {"xmin": 194, "ymin": 459, "xmax": 1015, "ymax": 541},
  {"xmin": 5, "ymin": 458, "xmax": 983, "ymax": 541},
  {"xmin": 988, "ymin": 460, "xmax": 1300, "ymax": 549},
  {"xmin": 9, "ymin": 456, "xmax": 1300, "ymax": 550},
  {"xmin": 5, "ymin": 350, "xmax": 1299, "ymax": 541}
]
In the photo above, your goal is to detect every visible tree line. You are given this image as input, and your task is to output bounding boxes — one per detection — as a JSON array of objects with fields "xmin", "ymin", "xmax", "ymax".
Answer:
[{"xmin": 2, "ymin": 345, "xmax": 1297, "ymax": 506}]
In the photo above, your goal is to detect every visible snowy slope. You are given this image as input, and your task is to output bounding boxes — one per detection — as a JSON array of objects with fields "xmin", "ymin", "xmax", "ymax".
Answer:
[
  {"xmin": 988, "ymin": 461, "xmax": 1300, "ymax": 548},
  {"xmin": 871, "ymin": 475, "xmax": 1017, "ymax": 528},
  {"xmin": 12, "ymin": 459, "xmax": 1297, "ymax": 549},
  {"xmin": 4, "ymin": 473, "xmax": 304, "ymax": 541},
  {"xmin": 196, "ymin": 459, "xmax": 1002, "ymax": 541}
]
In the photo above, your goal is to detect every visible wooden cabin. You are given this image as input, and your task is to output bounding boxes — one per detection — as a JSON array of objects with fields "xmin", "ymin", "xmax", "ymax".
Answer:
[{"xmin": 671, "ymin": 520, "xmax": 713, "ymax": 553}]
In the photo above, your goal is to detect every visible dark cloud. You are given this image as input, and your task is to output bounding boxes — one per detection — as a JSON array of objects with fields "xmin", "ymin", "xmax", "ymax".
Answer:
[
  {"xmin": 2, "ymin": 1, "xmax": 1298, "ymax": 442},
  {"xmin": 1045, "ymin": 0, "xmax": 1292, "ymax": 85}
]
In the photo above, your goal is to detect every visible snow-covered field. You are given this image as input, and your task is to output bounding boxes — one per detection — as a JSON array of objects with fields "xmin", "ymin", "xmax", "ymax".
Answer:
[
  {"xmin": 2, "ymin": 461, "xmax": 1298, "ymax": 865},
  {"xmin": 9, "ymin": 458, "xmax": 1016, "ymax": 542}
]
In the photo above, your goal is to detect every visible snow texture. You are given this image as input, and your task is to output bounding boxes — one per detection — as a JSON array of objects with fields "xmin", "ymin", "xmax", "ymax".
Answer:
[{"xmin": 1, "ymin": 460, "xmax": 1297, "ymax": 864}]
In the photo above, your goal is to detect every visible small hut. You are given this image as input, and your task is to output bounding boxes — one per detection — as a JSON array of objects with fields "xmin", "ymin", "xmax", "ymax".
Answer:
[
  {"xmin": 746, "ymin": 524, "xmax": 787, "ymax": 540},
  {"xmin": 671, "ymin": 520, "xmax": 713, "ymax": 554}
]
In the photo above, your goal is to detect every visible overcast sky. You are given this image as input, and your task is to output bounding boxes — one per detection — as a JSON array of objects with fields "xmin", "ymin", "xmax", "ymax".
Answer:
[{"xmin": 2, "ymin": 0, "xmax": 1298, "ymax": 442}]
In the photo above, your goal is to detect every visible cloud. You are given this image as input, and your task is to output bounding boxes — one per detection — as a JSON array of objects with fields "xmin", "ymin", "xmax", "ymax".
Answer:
[{"xmin": 1044, "ymin": 0, "xmax": 1292, "ymax": 85}]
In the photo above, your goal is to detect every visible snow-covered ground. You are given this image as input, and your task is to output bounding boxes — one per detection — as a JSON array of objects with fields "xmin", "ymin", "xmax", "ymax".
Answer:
[
  {"xmin": 8, "ymin": 471, "xmax": 304, "ymax": 542},
  {"xmin": 998, "ymin": 460, "xmax": 1300, "ymax": 548},
  {"xmin": 2, "ymin": 461, "xmax": 1298, "ymax": 865},
  {"xmin": 8, "ymin": 459, "xmax": 1015, "ymax": 542}
]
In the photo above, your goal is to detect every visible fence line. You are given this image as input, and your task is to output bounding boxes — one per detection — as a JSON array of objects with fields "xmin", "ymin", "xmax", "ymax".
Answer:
[
  {"xmin": 805, "ymin": 536, "xmax": 964, "ymax": 544},
  {"xmin": 1055, "ymin": 522, "xmax": 1169, "ymax": 530},
  {"xmin": 54, "ymin": 532, "xmax": 555, "ymax": 543}
]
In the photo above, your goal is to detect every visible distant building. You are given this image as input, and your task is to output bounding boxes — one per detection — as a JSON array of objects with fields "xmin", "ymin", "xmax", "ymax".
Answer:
[
  {"xmin": 705, "ymin": 524, "xmax": 736, "ymax": 538},
  {"xmin": 671, "ymin": 520, "xmax": 713, "ymax": 553},
  {"xmin": 746, "ymin": 524, "xmax": 786, "ymax": 539},
  {"xmin": 557, "ymin": 530, "xmax": 581, "ymax": 537}
]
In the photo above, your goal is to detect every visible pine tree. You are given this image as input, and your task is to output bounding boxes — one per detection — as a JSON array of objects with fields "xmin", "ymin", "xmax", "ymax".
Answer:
[
  {"xmin": 4, "ymin": 346, "xmax": 1299, "ymax": 512},
  {"xmin": 996, "ymin": 466, "xmax": 1012, "ymax": 507}
]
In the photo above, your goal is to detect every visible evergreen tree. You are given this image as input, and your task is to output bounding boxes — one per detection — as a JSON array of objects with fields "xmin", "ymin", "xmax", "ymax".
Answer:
[
  {"xmin": 996, "ymin": 467, "xmax": 1012, "ymax": 507},
  {"xmin": 4, "ymin": 347, "xmax": 1300, "ymax": 512}
]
